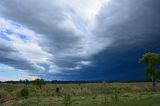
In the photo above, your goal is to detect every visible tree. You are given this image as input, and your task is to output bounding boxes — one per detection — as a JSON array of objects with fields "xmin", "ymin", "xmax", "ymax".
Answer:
[
  {"xmin": 32, "ymin": 78, "xmax": 46, "ymax": 89},
  {"xmin": 139, "ymin": 52, "xmax": 160, "ymax": 91}
]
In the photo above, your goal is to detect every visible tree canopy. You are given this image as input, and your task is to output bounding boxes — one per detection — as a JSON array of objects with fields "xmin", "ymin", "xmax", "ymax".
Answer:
[{"xmin": 139, "ymin": 52, "xmax": 160, "ymax": 91}]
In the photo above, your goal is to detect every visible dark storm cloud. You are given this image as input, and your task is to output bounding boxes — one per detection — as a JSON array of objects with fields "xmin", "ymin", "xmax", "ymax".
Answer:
[
  {"xmin": 46, "ymin": 0, "xmax": 160, "ymax": 80},
  {"xmin": 69, "ymin": 0, "xmax": 160, "ymax": 80},
  {"xmin": 94, "ymin": 0, "xmax": 160, "ymax": 45},
  {"xmin": 0, "ymin": 0, "xmax": 160, "ymax": 80}
]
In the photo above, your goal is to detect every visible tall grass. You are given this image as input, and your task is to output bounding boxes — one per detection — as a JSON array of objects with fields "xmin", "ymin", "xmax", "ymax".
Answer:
[
  {"xmin": 111, "ymin": 90, "xmax": 119, "ymax": 102},
  {"xmin": 64, "ymin": 94, "xmax": 72, "ymax": 106}
]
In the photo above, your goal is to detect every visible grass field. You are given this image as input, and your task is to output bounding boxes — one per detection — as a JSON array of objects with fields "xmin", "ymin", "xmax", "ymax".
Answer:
[{"xmin": 0, "ymin": 82, "xmax": 160, "ymax": 106}]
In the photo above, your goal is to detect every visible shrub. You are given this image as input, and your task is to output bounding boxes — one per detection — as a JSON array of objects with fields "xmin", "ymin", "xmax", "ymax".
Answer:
[
  {"xmin": 32, "ymin": 79, "xmax": 46, "ymax": 89},
  {"xmin": 21, "ymin": 88, "xmax": 29, "ymax": 98},
  {"xmin": 5, "ymin": 86, "xmax": 15, "ymax": 93}
]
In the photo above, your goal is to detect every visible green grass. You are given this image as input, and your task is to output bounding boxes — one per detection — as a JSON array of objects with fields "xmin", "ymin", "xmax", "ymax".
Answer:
[
  {"xmin": 0, "ymin": 82, "xmax": 160, "ymax": 106},
  {"xmin": 85, "ymin": 96, "xmax": 160, "ymax": 106}
]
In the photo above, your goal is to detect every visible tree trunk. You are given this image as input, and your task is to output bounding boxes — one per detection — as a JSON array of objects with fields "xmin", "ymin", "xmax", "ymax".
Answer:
[{"xmin": 152, "ymin": 75, "xmax": 156, "ymax": 91}]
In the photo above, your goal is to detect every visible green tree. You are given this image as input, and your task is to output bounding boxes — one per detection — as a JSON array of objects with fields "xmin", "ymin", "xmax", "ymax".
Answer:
[
  {"xmin": 139, "ymin": 52, "xmax": 160, "ymax": 91},
  {"xmin": 32, "ymin": 78, "xmax": 46, "ymax": 89}
]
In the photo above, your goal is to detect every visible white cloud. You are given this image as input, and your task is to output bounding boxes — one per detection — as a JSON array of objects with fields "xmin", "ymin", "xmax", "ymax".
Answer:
[
  {"xmin": 62, "ymin": 0, "xmax": 110, "ymax": 23},
  {"xmin": 0, "ymin": 17, "xmax": 52, "ymax": 72},
  {"xmin": 78, "ymin": 61, "xmax": 92, "ymax": 66},
  {"xmin": 49, "ymin": 64, "xmax": 82, "ymax": 74},
  {"xmin": 0, "ymin": 0, "xmax": 112, "ymax": 79}
]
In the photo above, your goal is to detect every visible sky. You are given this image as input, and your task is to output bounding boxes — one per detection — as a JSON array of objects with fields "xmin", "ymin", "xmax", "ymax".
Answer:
[{"xmin": 0, "ymin": 0, "xmax": 160, "ymax": 81}]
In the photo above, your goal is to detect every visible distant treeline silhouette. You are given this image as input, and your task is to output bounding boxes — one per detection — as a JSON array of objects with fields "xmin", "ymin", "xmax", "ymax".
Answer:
[{"xmin": 0, "ymin": 80, "xmax": 151, "ymax": 84}]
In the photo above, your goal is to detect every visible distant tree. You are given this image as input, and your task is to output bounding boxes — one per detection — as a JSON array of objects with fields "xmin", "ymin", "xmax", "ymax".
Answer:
[
  {"xmin": 32, "ymin": 78, "xmax": 46, "ymax": 89},
  {"xmin": 139, "ymin": 52, "xmax": 160, "ymax": 91}
]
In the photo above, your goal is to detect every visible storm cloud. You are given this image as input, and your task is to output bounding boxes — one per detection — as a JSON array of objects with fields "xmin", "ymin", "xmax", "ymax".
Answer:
[{"xmin": 0, "ymin": 0, "xmax": 160, "ymax": 80}]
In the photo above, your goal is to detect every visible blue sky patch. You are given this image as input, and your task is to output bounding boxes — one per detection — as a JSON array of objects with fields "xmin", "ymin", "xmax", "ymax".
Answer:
[
  {"xmin": 0, "ymin": 32, "xmax": 12, "ymax": 41},
  {"xmin": 3, "ymin": 29, "xmax": 28, "ymax": 41}
]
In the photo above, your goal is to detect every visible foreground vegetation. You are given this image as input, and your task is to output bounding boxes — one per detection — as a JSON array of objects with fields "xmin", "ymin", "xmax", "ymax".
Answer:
[{"xmin": 0, "ymin": 82, "xmax": 160, "ymax": 106}]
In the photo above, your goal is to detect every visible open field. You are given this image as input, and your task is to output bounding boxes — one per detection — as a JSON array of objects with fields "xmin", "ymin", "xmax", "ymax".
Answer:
[{"xmin": 0, "ymin": 82, "xmax": 160, "ymax": 106}]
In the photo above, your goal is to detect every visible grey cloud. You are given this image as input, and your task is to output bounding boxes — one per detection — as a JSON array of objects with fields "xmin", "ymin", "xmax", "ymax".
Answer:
[
  {"xmin": 1, "ymin": 0, "xmax": 160, "ymax": 80},
  {"xmin": 0, "ymin": 0, "xmax": 81, "ymax": 54},
  {"xmin": 0, "ymin": 41, "xmax": 16, "ymax": 52},
  {"xmin": 0, "ymin": 40, "xmax": 44, "ymax": 72},
  {"xmin": 0, "ymin": 0, "xmax": 89, "ymax": 74},
  {"xmin": 93, "ymin": 0, "xmax": 160, "ymax": 48}
]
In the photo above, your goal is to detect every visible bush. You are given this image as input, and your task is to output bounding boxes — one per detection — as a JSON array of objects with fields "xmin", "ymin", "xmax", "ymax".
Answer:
[
  {"xmin": 5, "ymin": 86, "xmax": 15, "ymax": 93},
  {"xmin": 32, "ymin": 79, "xmax": 46, "ymax": 89},
  {"xmin": 21, "ymin": 88, "xmax": 29, "ymax": 98}
]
